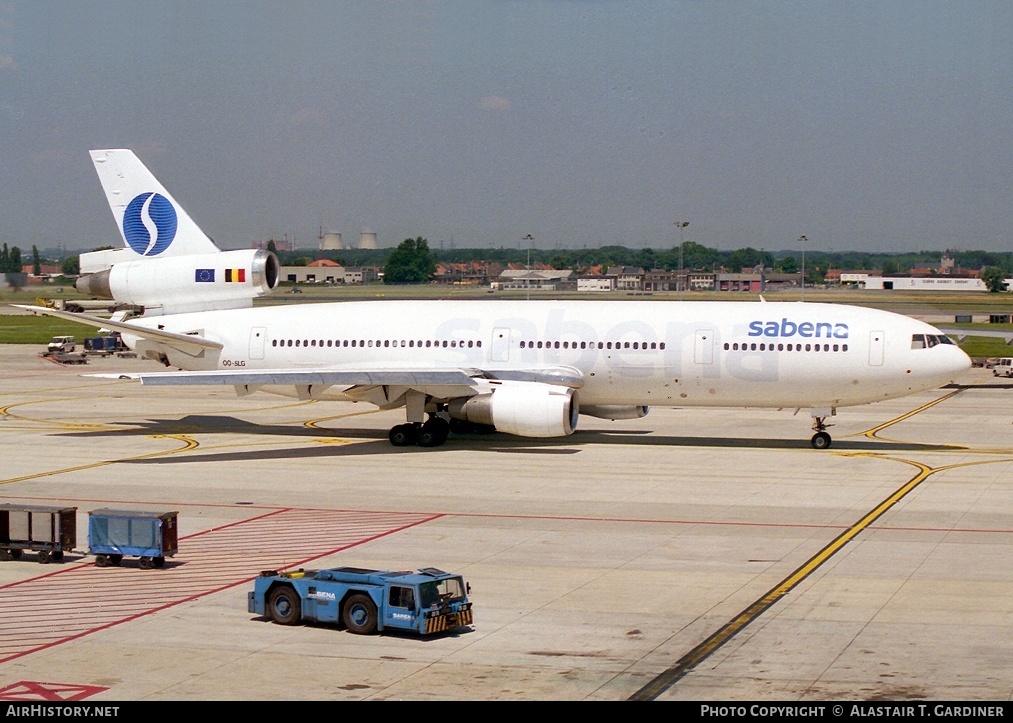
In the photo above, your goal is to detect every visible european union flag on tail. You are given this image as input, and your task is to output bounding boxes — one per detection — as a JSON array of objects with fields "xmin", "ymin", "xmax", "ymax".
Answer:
[{"xmin": 195, "ymin": 269, "xmax": 215, "ymax": 283}]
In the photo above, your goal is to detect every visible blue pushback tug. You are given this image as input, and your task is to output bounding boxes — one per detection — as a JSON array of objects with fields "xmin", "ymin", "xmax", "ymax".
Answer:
[{"xmin": 248, "ymin": 566, "xmax": 473, "ymax": 636}]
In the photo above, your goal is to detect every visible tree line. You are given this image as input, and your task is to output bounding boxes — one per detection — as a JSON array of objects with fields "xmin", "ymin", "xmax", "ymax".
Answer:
[
  {"xmin": 9, "ymin": 237, "xmax": 1011, "ymax": 291},
  {"xmin": 282, "ymin": 239, "xmax": 1012, "ymax": 290}
]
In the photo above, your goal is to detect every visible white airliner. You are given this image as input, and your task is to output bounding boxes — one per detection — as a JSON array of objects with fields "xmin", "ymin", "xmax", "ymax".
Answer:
[{"xmin": 18, "ymin": 149, "xmax": 972, "ymax": 449}]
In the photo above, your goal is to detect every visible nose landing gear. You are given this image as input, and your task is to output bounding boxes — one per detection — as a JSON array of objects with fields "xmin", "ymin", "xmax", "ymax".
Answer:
[{"xmin": 810, "ymin": 408, "xmax": 835, "ymax": 449}]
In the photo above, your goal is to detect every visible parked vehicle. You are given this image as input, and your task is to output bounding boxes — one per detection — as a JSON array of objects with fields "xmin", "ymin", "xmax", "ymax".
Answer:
[
  {"xmin": 0, "ymin": 505, "xmax": 179, "ymax": 570},
  {"xmin": 0, "ymin": 504, "xmax": 77, "ymax": 563},
  {"xmin": 46, "ymin": 335, "xmax": 76, "ymax": 354},
  {"xmin": 249, "ymin": 566, "xmax": 473, "ymax": 635},
  {"xmin": 84, "ymin": 333, "xmax": 127, "ymax": 355},
  {"xmin": 88, "ymin": 509, "xmax": 179, "ymax": 569},
  {"xmin": 993, "ymin": 358, "xmax": 1013, "ymax": 377}
]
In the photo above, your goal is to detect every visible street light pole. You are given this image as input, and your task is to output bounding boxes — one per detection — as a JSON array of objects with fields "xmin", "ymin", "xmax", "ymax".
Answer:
[
  {"xmin": 522, "ymin": 234, "xmax": 534, "ymax": 301},
  {"xmin": 798, "ymin": 234, "xmax": 807, "ymax": 302},
  {"xmin": 674, "ymin": 221, "xmax": 689, "ymax": 300}
]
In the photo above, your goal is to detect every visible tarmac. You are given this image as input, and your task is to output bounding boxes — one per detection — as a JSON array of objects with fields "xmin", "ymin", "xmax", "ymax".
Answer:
[{"xmin": 0, "ymin": 343, "xmax": 1010, "ymax": 702}]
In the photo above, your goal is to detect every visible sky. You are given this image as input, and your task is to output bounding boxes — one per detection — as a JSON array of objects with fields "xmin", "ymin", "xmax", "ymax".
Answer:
[{"xmin": 1, "ymin": 1, "xmax": 1010, "ymax": 256}]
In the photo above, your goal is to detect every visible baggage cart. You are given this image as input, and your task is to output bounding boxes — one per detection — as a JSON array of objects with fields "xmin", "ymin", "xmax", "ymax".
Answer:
[
  {"xmin": 88, "ymin": 509, "xmax": 178, "ymax": 569},
  {"xmin": 0, "ymin": 504, "xmax": 78, "ymax": 563}
]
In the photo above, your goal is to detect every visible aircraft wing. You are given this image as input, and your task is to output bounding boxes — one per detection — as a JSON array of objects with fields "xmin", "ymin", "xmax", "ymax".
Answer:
[
  {"xmin": 90, "ymin": 366, "xmax": 585, "ymax": 389},
  {"xmin": 13, "ymin": 304, "xmax": 223, "ymax": 355},
  {"xmin": 91, "ymin": 368, "xmax": 476, "ymax": 386},
  {"xmin": 936, "ymin": 326, "xmax": 1013, "ymax": 343}
]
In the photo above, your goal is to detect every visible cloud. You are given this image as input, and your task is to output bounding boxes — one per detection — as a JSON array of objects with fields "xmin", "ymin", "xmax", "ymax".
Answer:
[
  {"xmin": 480, "ymin": 95, "xmax": 511, "ymax": 111},
  {"xmin": 0, "ymin": 53, "xmax": 17, "ymax": 71}
]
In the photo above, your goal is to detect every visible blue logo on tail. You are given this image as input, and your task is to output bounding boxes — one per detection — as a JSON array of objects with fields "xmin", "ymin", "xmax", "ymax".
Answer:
[{"xmin": 123, "ymin": 192, "xmax": 178, "ymax": 256}]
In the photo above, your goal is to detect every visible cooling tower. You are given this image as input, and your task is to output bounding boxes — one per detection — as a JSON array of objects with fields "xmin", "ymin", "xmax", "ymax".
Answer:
[{"xmin": 358, "ymin": 229, "xmax": 378, "ymax": 249}]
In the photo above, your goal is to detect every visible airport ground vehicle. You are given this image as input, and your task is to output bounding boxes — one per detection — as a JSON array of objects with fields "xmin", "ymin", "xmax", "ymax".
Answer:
[
  {"xmin": 0, "ymin": 504, "xmax": 177, "ymax": 568},
  {"xmin": 993, "ymin": 358, "xmax": 1013, "ymax": 377},
  {"xmin": 84, "ymin": 333, "xmax": 127, "ymax": 355},
  {"xmin": 248, "ymin": 566, "xmax": 473, "ymax": 635},
  {"xmin": 89, "ymin": 508, "xmax": 178, "ymax": 569},
  {"xmin": 46, "ymin": 335, "xmax": 76, "ymax": 354},
  {"xmin": 0, "ymin": 504, "xmax": 77, "ymax": 563}
]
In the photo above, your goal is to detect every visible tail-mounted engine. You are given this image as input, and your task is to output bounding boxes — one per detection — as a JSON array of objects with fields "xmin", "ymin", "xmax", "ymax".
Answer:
[{"xmin": 75, "ymin": 248, "xmax": 279, "ymax": 315}]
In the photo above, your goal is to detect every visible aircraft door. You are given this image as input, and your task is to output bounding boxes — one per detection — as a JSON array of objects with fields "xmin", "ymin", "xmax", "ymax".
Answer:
[
  {"xmin": 491, "ymin": 327, "xmax": 511, "ymax": 362},
  {"xmin": 250, "ymin": 327, "xmax": 267, "ymax": 360},
  {"xmin": 869, "ymin": 330, "xmax": 884, "ymax": 366},
  {"xmin": 694, "ymin": 329, "xmax": 714, "ymax": 365}
]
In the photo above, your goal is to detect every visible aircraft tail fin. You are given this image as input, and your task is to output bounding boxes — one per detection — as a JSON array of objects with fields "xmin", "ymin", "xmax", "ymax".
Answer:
[
  {"xmin": 90, "ymin": 149, "xmax": 220, "ymax": 257},
  {"xmin": 77, "ymin": 150, "xmax": 279, "ymax": 315}
]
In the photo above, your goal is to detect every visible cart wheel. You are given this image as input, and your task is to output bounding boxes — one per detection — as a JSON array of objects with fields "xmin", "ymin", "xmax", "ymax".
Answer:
[
  {"xmin": 268, "ymin": 586, "xmax": 302, "ymax": 625},
  {"xmin": 37, "ymin": 550, "xmax": 51, "ymax": 564},
  {"xmin": 95, "ymin": 554, "xmax": 109, "ymax": 567},
  {"xmin": 139, "ymin": 556, "xmax": 154, "ymax": 569},
  {"xmin": 52, "ymin": 550, "xmax": 64, "ymax": 562},
  {"xmin": 153, "ymin": 556, "xmax": 165, "ymax": 568},
  {"xmin": 8, "ymin": 548, "xmax": 22, "ymax": 561},
  {"xmin": 0, "ymin": 549, "xmax": 10, "ymax": 561}
]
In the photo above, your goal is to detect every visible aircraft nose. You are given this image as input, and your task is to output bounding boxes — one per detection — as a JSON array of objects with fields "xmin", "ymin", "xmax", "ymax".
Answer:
[{"xmin": 945, "ymin": 345, "xmax": 973, "ymax": 380}]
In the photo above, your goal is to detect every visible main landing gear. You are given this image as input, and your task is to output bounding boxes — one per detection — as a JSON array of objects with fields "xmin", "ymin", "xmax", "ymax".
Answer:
[
  {"xmin": 389, "ymin": 415, "xmax": 451, "ymax": 448},
  {"xmin": 810, "ymin": 409, "xmax": 835, "ymax": 449}
]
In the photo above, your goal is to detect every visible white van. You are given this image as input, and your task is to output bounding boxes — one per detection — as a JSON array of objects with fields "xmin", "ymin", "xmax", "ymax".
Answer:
[
  {"xmin": 993, "ymin": 358, "xmax": 1013, "ymax": 377},
  {"xmin": 47, "ymin": 336, "xmax": 76, "ymax": 354}
]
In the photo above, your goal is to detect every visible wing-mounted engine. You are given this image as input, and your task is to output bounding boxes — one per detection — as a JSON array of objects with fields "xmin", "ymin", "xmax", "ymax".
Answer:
[
  {"xmin": 75, "ymin": 248, "xmax": 279, "ymax": 315},
  {"xmin": 447, "ymin": 380, "xmax": 579, "ymax": 438}
]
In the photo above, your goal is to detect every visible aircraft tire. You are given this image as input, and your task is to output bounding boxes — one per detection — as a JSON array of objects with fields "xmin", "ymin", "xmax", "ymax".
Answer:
[
  {"xmin": 418, "ymin": 418, "xmax": 450, "ymax": 447},
  {"xmin": 811, "ymin": 432, "xmax": 832, "ymax": 450},
  {"xmin": 389, "ymin": 424, "xmax": 418, "ymax": 446}
]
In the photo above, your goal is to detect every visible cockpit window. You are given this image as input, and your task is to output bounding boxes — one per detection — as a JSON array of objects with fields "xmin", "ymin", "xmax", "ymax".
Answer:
[{"xmin": 913, "ymin": 333, "xmax": 956, "ymax": 349}]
